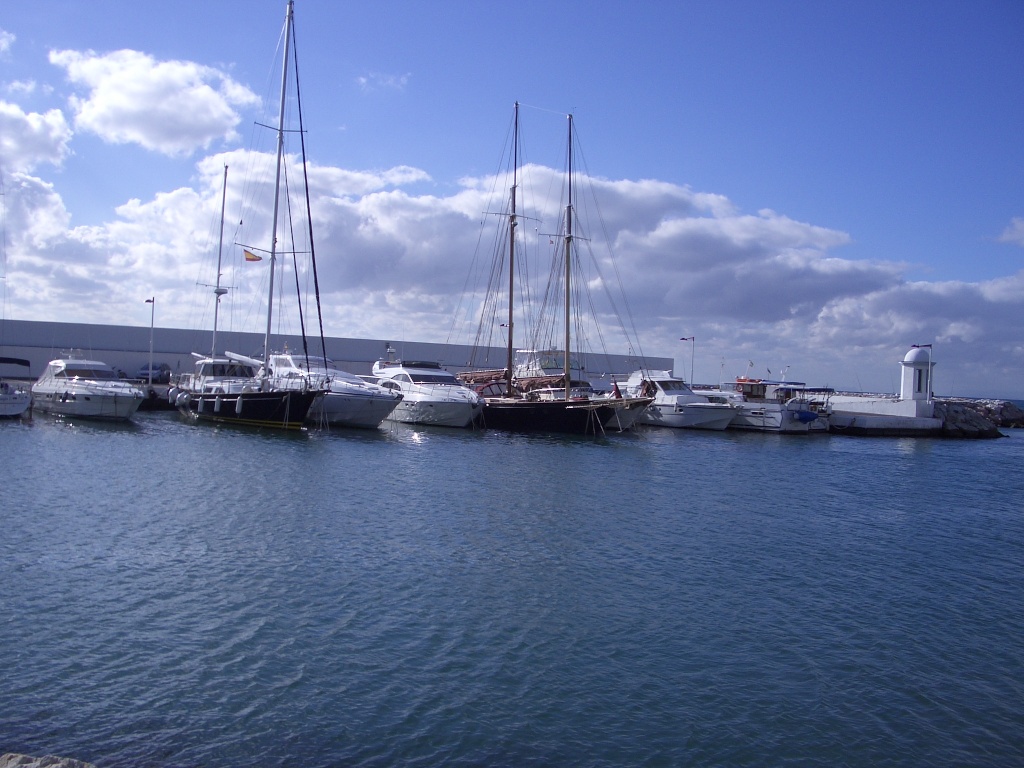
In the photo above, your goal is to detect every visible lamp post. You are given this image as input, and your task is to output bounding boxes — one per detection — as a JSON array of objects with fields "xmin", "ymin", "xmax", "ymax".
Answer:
[
  {"xmin": 680, "ymin": 336, "xmax": 695, "ymax": 385},
  {"xmin": 145, "ymin": 297, "xmax": 155, "ymax": 385}
]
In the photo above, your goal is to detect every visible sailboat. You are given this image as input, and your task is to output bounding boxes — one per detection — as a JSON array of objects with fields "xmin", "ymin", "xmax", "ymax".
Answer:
[
  {"xmin": 459, "ymin": 104, "xmax": 652, "ymax": 434},
  {"xmin": 172, "ymin": 2, "xmax": 322, "ymax": 430}
]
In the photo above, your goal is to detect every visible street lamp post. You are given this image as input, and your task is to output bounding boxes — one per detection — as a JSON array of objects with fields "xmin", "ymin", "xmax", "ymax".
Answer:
[
  {"xmin": 145, "ymin": 297, "xmax": 155, "ymax": 385},
  {"xmin": 680, "ymin": 336, "xmax": 695, "ymax": 385}
]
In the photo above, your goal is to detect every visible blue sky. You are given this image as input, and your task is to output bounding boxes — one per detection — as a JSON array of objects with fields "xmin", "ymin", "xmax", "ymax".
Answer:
[{"xmin": 1, "ymin": 1, "xmax": 1023, "ymax": 397}]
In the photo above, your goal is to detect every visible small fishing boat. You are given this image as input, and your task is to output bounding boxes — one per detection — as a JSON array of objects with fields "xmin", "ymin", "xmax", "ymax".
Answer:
[
  {"xmin": 372, "ymin": 358, "xmax": 481, "ymax": 428},
  {"xmin": 31, "ymin": 354, "xmax": 144, "ymax": 421},
  {"xmin": 709, "ymin": 377, "xmax": 830, "ymax": 434}
]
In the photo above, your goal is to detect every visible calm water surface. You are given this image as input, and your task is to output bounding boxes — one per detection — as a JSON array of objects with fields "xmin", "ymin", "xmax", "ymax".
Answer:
[{"xmin": 2, "ymin": 412, "xmax": 1022, "ymax": 766}]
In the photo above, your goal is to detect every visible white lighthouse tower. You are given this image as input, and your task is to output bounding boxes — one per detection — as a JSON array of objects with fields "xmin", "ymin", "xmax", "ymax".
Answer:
[{"xmin": 899, "ymin": 344, "xmax": 935, "ymax": 416}]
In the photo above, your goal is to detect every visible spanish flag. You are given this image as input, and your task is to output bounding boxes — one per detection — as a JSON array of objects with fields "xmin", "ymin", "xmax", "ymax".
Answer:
[{"xmin": 244, "ymin": 249, "xmax": 262, "ymax": 262}]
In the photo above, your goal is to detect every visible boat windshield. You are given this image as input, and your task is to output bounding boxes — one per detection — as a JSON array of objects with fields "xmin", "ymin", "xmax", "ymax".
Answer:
[
  {"xmin": 658, "ymin": 380, "xmax": 691, "ymax": 392},
  {"xmin": 296, "ymin": 356, "xmax": 338, "ymax": 372},
  {"xmin": 410, "ymin": 373, "xmax": 459, "ymax": 384},
  {"xmin": 58, "ymin": 368, "xmax": 118, "ymax": 380},
  {"xmin": 200, "ymin": 363, "xmax": 255, "ymax": 377}
]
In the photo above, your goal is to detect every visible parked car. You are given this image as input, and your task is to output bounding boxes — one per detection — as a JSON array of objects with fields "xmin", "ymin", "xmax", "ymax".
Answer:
[{"xmin": 136, "ymin": 362, "xmax": 171, "ymax": 383}]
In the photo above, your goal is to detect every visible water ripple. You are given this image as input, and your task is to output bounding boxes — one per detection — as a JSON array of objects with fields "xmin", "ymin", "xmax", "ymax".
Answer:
[{"xmin": 1, "ymin": 416, "xmax": 1022, "ymax": 765}]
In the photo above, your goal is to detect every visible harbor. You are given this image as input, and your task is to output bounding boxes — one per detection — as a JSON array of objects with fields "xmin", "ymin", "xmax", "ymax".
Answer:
[{"xmin": 2, "ymin": 2, "xmax": 1023, "ymax": 765}]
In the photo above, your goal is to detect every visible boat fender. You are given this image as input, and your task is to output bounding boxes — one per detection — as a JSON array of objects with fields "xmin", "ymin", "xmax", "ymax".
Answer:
[
  {"xmin": 167, "ymin": 386, "xmax": 179, "ymax": 404},
  {"xmin": 214, "ymin": 396, "xmax": 222, "ymax": 413},
  {"xmin": 175, "ymin": 391, "xmax": 192, "ymax": 407},
  {"xmin": 235, "ymin": 396, "xmax": 243, "ymax": 415}
]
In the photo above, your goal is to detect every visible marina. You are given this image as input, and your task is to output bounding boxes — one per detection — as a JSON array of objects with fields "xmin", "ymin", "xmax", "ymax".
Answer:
[{"xmin": 4, "ymin": 334, "xmax": 1019, "ymax": 437}]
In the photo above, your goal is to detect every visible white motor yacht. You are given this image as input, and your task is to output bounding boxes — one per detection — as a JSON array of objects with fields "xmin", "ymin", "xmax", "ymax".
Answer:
[
  {"xmin": 31, "ymin": 354, "xmax": 144, "ymax": 420},
  {"xmin": 620, "ymin": 370, "xmax": 736, "ymax": 430},
  {"xmin": 371, "ymin": 359, "xmax": 482, "ymax": 428},
  {"xmin": 261, "ymin": 352, "xmax": 401, "ymax": 429}
]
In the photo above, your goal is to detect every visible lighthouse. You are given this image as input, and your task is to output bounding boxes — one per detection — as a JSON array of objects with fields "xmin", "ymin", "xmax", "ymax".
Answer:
[{"xmin": 899, "ymin": 345, "xmax": 935, "ymax": 416}]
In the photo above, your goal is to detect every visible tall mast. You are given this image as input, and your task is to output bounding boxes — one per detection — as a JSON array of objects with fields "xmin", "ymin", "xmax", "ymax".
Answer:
[
  {"xmin": 563, "ymin": 113, "xmax": 573, "ymax": 401},
  {"xmin": 211, "ymin": 164, "xmax": 229, "ymax": 357},
  {"xmin": 505, "ymin": 102, "xmax": 519, "ymax": 397},
  {"xmin": 263, "ymin": 0, "xmax": 294, "ymax": 375}
]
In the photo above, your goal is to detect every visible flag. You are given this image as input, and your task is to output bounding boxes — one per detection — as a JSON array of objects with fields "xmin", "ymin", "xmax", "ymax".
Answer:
[{"xmin": 244, "ymin": 249, "xmax": 262, "ymax": 262}]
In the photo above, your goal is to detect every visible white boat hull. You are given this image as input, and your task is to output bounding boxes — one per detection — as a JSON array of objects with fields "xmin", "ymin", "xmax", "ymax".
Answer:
[
  {"xmin": 728, "ymin": 403, "xmax": 814, "ymax": 434},
  {"xmin": 309, "ymin": 391, "xmax": 401, "ymax": 429},
  {"xmin": 388, "ymin": 399, "xmax": 483, "ymax": 428},
  {"xmin": 640, "ymin": 402, "xmax": 736, "ymax": 430},
  {"xmin": 0, "ymin": 384, "xmax": 32, "ymax": 418},
  {"xmin": 31, "ymin": 386, "xmax": 143, "ymax": 420},
  {"xmin": 600, "ymin": 397, "xmax": 653, "ymax": 431}
]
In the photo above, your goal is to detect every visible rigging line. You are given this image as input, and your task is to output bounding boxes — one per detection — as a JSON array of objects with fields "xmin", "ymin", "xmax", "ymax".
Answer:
[
  {"xmin": 289, "ymin": 7, "xmax": 323, "ymax": 369},
  {"xmin": 281, "ymin": 151, "xmax": 311, "ymax": 359},
  {"xmin": 288, "ymin": 0, "xmax": 327, "ymax": 372},
  {"xmin": 569, "ymin": 123, "xmax": 647, "ymax": 363},
  {"xmin": 446, "ymin": 106, "xmax": 518, "ymax": 352}
]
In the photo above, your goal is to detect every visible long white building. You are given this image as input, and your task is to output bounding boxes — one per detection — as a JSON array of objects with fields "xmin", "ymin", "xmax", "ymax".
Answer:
[{"xmin": 0, "ymin": 319, "xmax": 671, "ymax": 388}]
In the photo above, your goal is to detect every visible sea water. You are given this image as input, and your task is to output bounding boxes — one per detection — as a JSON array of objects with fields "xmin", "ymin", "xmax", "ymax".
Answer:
[{"xmin": 1, "ymin": 412, "xmax": 1022, "ymax": 767}]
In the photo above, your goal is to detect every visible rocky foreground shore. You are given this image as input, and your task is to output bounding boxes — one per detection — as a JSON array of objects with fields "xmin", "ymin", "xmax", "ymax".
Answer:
[
  {"xmin": 934, "ymin": 398, "xmax": 1024, "ymax": 438},
  {"xmin": 0, "ymin": 756, "xmax": 95, "ymax": 768}
]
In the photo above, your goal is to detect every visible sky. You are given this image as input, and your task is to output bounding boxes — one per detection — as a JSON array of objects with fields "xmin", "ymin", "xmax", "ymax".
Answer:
[{"xmin": 1, "ymin": 0, "xmax": 1023, "ymax": 398}]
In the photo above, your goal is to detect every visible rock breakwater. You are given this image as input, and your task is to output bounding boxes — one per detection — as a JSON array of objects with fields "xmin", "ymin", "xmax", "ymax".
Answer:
[{"xmin": 934, "ymin": 398, "xmax": 1024, "ymax": 438}]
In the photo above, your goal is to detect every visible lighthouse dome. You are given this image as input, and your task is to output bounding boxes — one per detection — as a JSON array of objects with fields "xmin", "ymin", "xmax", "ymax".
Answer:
[{"xmin": 903, "ymin": 347, "xmax": 932, "ymax": 365}]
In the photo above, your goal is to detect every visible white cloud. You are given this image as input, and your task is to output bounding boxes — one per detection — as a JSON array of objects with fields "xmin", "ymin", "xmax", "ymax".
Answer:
[
  {"xmin": 356, "ymin": 72, "xmax": 411, "ymax": 92},
  {"xmin": 48, "ymin": 48, "xmax": 260, "ymax": 156},
  {"xmin": 0, "ymin": 100, "xmax": 72, "ymax": 173},
  {"xmin": 0, "ymin": 28, "xmax": 14, "ymax": 56},
  {"xmin": 3, "ymin": 145, "xmax": 1023, "ymax": 397},
  {"xmin": 6, "ymin": 80, "xmax": 38, "ymax": 95},
  {"xmin": 998, "ymin": 217, "xmax": 1024, "ymax": 247}
]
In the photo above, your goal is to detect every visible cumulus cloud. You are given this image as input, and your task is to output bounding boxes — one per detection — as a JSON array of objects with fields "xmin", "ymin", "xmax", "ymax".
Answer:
[
  {"xmin": 48, "ymin": 48, "xmax": 260, "ymax": 156},
  {"xmin": 3, "ymin": 141, "xmax": 1023, "ymax": 397},
  {"xmin": 0, "ymin": 100, "xmax": 72, "ymax": 173},
  {"xmin": 998, "ymin": 217, "xmax": 1024, "ymax": 247}
]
